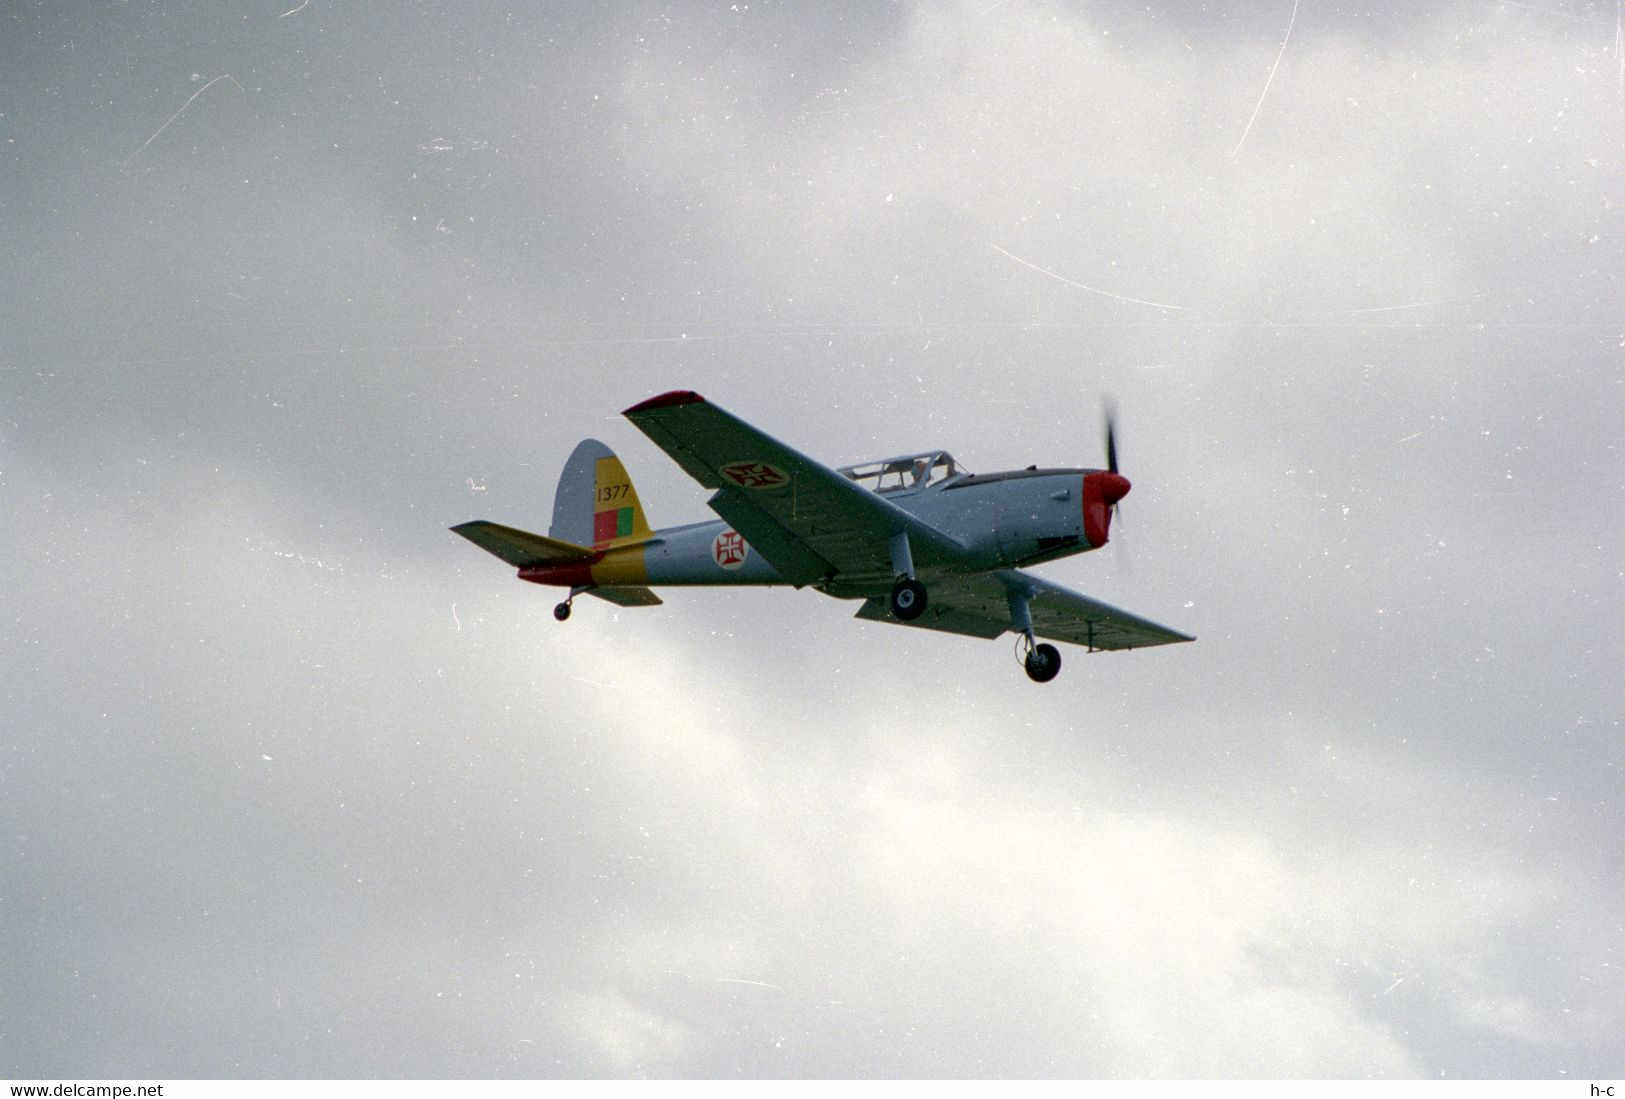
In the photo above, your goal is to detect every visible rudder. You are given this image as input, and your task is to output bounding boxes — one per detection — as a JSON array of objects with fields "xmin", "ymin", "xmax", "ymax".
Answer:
[{"xmin": 550, "ymin": 438, "xmax": 653, "ymax": 549}]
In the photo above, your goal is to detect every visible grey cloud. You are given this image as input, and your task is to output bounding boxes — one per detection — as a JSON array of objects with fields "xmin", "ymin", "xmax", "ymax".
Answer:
[{"xmin": 3, "ymin": 0, "xmax": 1621, "ymax": 1080}]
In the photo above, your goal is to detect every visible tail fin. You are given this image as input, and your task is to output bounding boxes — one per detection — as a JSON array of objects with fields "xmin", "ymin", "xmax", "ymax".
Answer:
[{"xmin": 551, "ymin": 439, "xmax": 654, "ymax": 549}]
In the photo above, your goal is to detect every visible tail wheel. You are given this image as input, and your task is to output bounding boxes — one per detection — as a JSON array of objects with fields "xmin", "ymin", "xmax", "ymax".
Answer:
[
  {"xmin": 890, "ymin": 578, "xmax": 928, "ymax": 621},
  {"xmin": 554, "ymin": 601, "xmax": 572, "ymax": 622},
  {"xmin": 1024, "ymin": 642, "xmax": 1061, "ymax": 683}
]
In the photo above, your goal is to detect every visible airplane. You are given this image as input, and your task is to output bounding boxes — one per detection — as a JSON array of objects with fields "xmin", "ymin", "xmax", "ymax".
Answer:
[{"xmin": 451, "ymin": 390, "xmax": 1193, "ymax": 682}]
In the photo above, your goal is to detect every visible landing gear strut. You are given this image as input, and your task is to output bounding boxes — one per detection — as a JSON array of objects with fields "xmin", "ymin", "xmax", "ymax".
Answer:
[
  {"xmin": 1007, "ymin": 582, "xmax": 1061, "ymax": 683},
  {"xmin": 887, "ymin": 531, "xmax": 928, "ymax": 621}
]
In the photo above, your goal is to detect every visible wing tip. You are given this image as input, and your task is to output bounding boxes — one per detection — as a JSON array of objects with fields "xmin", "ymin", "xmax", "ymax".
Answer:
[{"xmin": 623, "ymin": 390, "xmax": 705, "ymax": 415}]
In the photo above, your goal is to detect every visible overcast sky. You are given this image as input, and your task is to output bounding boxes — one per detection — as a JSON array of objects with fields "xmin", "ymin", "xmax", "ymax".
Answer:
[{"xmin": 3, "ymin": 0, "xmax": 1622, "ymax": 1079}]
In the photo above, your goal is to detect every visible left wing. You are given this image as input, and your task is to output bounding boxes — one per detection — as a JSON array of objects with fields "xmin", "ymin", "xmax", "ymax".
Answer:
[
  {"xmin": 855, "ymin": 570, "xmax": 1195, "ymax": 651},
  {"xmin": 623, "ymin": 391, "xmax": 966, "ymax": 585}
]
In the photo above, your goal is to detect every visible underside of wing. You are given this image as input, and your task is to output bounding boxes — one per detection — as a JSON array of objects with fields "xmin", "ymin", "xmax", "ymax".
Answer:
[
  {"xmin": 623, "ymin": 391, "xmax": 964, "ymax": 582},
  {"xmin": 854, "ymin": 593, "xmax": 1008, "ymax": 640},
  {"xmin": 855, "ymin": 570, "xmax": 1194, "ymax": 651},
  {"xmin": 1021, "ymin": 574, "xmax": 1195, "ymax": 649}
]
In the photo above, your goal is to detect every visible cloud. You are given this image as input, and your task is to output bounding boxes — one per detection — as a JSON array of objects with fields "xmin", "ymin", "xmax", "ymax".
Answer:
[{"xmin": 3, "ymin": 0, "xmax": 1620, "ymax": 1080}]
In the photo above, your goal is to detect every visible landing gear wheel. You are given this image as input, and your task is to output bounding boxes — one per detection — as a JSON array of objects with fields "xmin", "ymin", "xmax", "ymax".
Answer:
[
  {"xmin": 553, "ymin": 601, "xmax": 572, "ymax": 622},
  {"xmin": 1024, "ymin": 642, "xmax": 1061, "ymax": 683},
  {"xmin": 890, "ymin": 578, "xmax": 928, "ymax": 621}
]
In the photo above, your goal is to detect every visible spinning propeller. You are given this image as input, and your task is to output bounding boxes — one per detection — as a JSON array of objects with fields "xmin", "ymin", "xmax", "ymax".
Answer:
[
  {"xmin": 1103, "ymin": 398, "xmax": 1126, "ymax": 523},
  {"xmin": 1104, "ymin": 399, "xmax": 1120, "ymax": 477},
  {"xmin": 1075, "ymin": 397, "xmax": 1134, "ymax": 572}
]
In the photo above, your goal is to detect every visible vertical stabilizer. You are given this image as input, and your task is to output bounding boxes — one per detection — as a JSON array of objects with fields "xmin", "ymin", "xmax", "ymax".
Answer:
[{"xmin": 550, "ymin": 438, "xmax": 654, "ymax": 549}]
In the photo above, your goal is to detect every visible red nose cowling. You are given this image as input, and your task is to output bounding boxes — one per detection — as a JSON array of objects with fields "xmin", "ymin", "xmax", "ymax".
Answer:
[{"xmin": 1082, "ymin": 471, "xmax": 1131, "ymax": 548}]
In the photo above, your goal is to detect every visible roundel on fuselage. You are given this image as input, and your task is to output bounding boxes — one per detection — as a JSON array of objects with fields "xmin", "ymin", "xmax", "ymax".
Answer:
[{"xmin": 712, "ymin": 529, "xmax": 749, "ymax": 570}]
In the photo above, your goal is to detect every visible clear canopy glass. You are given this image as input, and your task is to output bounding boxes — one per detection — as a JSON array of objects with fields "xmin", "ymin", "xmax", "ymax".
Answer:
[{"xmin": 838, "ymin": 451, "xmax": 964, "ymax": 493}]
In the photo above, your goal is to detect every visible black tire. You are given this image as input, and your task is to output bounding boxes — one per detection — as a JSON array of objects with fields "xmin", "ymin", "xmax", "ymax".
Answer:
[
  {"xmin": 890, "ymin": 578, "xmax": 928, "ymax": 621},
  {"xmin": 1024, "ymin": 642, "xmax": 1061, "ymax": 683},
  {"xmin": 553, "ymin": 602, "xmax": 572, "ymax": 622}
]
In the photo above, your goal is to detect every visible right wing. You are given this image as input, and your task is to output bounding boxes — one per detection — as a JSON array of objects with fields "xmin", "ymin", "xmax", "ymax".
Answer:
[
  {"xmin": 623, "ymin": 391, "xmax": 966, "ymax": 585},
  {"xmin": 856, "ymin": 569, "xmax": 1195, "ymax": 651}
]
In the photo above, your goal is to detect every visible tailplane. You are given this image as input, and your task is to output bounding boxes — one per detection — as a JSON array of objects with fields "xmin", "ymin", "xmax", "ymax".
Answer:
[
  {"xmin": 451, "ymin": 439, "xmax": 663, "ymax": 611},
  {"xmin": 449, "ymin": 521, "xmax": 594, "ymax": 568},
  {"xmin": 550, "ymin": 438, "xmax": 654, "ymax": 549}
]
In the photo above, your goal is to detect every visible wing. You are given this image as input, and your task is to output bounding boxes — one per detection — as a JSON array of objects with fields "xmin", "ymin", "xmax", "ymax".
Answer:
[
  {"xmin": 855, "ymin": 570, "xmax": 1195, "ymax": 651},
  {"xmin": 623, "ymin": 391, "xmax": 965, "ymax": 585}
]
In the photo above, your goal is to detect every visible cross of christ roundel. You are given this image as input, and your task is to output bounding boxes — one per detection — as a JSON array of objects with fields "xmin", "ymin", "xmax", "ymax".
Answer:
[
  {"xmin": 719, "ymin": 460, "xmax": 788, "ymax": 489},
  {"xmin": 712, "ymin": 530, "xmax": 748, "ymax": 570}
]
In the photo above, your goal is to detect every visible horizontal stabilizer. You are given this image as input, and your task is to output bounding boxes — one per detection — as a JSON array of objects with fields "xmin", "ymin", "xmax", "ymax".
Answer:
[
  {"xmin": 451, "ymin": 521, "xmax": 596, "ymax": 568},
  {"xmin": 586, "ymin": 586, "xmax": 664, "ymax": 608}
]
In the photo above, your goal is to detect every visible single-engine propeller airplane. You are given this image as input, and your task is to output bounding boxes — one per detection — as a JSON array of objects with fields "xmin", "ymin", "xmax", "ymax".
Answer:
[{"xmin": 452, "ymin": 391, "xmax": 1193, "ymax": 682}]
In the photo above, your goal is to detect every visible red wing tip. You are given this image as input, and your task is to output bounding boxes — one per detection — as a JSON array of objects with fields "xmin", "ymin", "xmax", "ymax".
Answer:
[{"xmin": 623, "ymin": 390, "xmax": 705, "ymax": 415}]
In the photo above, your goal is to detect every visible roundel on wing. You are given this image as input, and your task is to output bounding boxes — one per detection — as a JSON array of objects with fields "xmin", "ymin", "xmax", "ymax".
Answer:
[
  {"xmin": 718, "ymin": 460, "xmax": 788, "ymax": 489},
  {"xmin": 712, "ymin": 529, "xmax": 748, "ymax": 570}
]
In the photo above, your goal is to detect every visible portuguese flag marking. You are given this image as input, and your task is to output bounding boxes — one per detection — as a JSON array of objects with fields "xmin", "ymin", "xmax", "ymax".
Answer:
[{"xmin": 594, "ymin": 507, "xmax": 634, "ymax": 544}]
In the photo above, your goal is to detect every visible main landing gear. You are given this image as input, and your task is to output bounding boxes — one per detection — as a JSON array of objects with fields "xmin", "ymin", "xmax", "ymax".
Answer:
[
  {"xmin": 1022, "ymin": 641, "xmax": 1062, "ymax": 683},
  {"xmin": 888, "ymin": 531, "xmax": 928, "ymax": 621},
  {"xmin": 1007, "ymin": 583, "xmax": 1061, "ymax": 683},
  {"xmin": 890, "ymin": 577, "xmax": 928, "ymax": 621}
]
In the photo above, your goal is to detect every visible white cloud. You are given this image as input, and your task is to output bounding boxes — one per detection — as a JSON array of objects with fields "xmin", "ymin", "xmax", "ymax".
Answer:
[{"xmin": 552, "ymin": 988, "xmax": 701, "ymax": 1077}]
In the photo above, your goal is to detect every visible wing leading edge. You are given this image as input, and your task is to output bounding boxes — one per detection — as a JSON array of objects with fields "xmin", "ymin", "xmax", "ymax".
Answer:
[{"xmin": 855, "ymin": 570, "xmax": 1195, "ymax": 651}]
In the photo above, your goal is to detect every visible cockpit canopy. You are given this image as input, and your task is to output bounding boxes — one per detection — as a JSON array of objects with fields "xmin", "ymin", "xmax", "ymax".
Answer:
[{"xmin": 838, "ymin": 451, "xmax": 965, "ymax": 494}]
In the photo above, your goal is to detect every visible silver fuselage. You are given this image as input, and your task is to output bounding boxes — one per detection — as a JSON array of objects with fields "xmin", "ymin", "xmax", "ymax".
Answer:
[{"xmin": 640, "ymin": 469, "xmax": 1096, "ymax": 599}]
